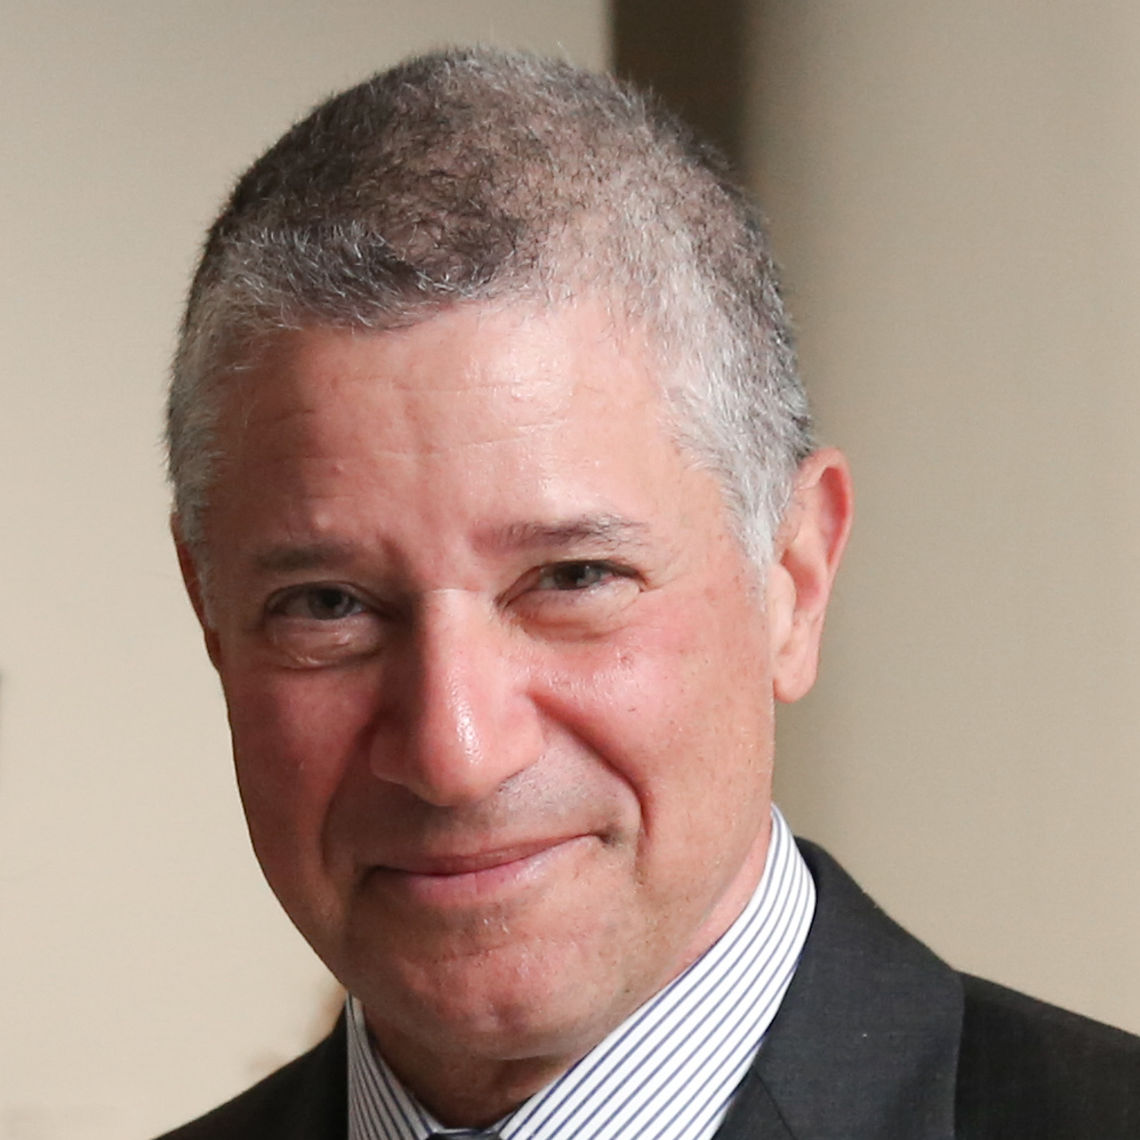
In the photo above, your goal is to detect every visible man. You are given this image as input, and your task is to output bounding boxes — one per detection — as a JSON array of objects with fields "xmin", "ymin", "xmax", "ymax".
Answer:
[{"xmin": 161, "ymin": 47, "xmax": 1138, "ymax": 1140}]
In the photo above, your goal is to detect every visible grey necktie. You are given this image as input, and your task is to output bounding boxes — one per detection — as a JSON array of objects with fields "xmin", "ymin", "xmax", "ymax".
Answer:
[
  {"xmin": 425, "ymin": 1133, "xmax": 501, "ymax": 1139},
  {"xmin": 425, "ymin": 1132, "xmax": 501, "ymax": 1139}
]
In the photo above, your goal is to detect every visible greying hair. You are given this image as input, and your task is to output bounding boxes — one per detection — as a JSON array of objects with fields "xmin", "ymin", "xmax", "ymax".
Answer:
[{"xmin": 167, "ymin": 47, "xmax": 813, "ymax": 563}]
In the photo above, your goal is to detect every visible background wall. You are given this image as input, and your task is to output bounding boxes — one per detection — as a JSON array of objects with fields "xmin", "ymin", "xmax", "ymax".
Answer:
[
  {"xmin": 746, "ymin": 1, "xmax": 1140, "ymax": 1037},
  {"xmin": 0, "ymin": 5, "xmax": 606, "ymax": 1138}
]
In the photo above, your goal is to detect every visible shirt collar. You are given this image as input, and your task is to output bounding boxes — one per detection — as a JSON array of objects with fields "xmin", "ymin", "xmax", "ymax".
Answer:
[{"xmin": 348, "ymin": 805, "xmax": 814, "ymax": 1140}]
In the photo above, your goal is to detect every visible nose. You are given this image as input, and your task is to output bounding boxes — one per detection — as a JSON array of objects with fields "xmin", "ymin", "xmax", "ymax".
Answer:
[{"xmin": 369, "ymin": 591, "xmax": 544, "ymax": 806}]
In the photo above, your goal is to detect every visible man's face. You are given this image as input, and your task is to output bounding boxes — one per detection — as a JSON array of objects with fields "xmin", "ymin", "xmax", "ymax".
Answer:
[{"xmin": 185, "ymin": 301, "xmax": 810, "ymax": 1080}]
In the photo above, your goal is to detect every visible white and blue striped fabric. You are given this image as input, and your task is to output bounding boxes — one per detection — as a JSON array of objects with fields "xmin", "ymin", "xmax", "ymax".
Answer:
[{"xmin": 348, "ymin": 805, "xmax": 814, "ymax": 1140}]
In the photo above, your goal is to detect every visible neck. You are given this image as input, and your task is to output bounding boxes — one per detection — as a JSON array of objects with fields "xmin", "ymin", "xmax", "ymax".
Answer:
[{"xmin": 368, "ymin": 1024, "xmax": 587, "ymax": 1127}]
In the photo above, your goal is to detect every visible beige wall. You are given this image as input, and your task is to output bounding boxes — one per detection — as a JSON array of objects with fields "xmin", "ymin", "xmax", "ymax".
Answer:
[
  {"xmin": 0, "ymin": 5, "xmax": 606, "ymax": 1138},
  {"xmin": 749, "ymin": 1, "xmax": 1140, "ymax": 1035}
]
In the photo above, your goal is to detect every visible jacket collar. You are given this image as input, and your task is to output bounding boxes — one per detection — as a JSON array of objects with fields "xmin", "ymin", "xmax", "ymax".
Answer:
[{"xmin": 716, "ymin": 841, "xmax": 963, "ymax": 1140}]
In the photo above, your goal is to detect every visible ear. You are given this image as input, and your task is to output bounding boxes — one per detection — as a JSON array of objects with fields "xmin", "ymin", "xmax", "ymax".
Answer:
[
  {"xmin": 172, "ymin": 515, "xmax": 223, "ymax": 670},
  {"xmin": 766, "ymin": 448, "xmax": 853, "ymax": 704}
]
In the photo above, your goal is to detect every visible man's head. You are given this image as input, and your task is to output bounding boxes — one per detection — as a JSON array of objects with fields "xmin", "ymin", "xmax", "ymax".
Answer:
[
  {"xmin": 168, "ymin": 47, "xmax": 812, "ymax": 572},
  {"xmin": 168, "ymin": 48, "xmax": 851, "ymax": 1123}
]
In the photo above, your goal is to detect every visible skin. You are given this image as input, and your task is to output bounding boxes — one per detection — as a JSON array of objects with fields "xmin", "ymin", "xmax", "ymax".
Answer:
[{"xmin": 177, "ymin": 299, "xmax": 851, "ymax": 1125}]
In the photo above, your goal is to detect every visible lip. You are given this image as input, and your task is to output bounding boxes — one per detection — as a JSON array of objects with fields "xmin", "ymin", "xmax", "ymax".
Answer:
[{"xmin": 366, "ymin": 835, "xmax": 590, "ymax": 906}]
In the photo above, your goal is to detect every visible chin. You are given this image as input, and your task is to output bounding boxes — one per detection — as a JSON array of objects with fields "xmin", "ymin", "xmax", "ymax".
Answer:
[{"xmin": 353, "ymin": 932, "xmax": 636, "ymax": 1063}]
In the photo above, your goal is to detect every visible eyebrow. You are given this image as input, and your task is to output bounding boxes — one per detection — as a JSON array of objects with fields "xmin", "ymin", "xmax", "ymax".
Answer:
[
  {"xmin": 481, "ymin": 515, "xmax": 651, "ymax": 554},
  {"xmin": 249, "ymin": 515, "xmax": 650, "ymax": 576},
  {"xmin": 252, "ymin": 540, "xmax": 358, "ymax": 576}
]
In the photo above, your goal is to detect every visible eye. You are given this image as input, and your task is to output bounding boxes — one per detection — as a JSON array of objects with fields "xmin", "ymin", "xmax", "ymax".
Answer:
[
  {"xmin": 510, "ymin": 560, "xmax": 641, "ymax": 635},
  {"xmin": 534, "ymin": 561, "xmax": 619, "ymax": 591},
  {"xmin": 270, "ymin": 584, "xmax": 366, "ymax": 621},
  {"xmin": 262, "ymin": 583, "xmax": 385, "ymax": 667}
]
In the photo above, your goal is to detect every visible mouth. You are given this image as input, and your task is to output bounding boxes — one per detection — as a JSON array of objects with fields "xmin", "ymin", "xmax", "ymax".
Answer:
[{"xmin": 368, "ymin": 835, "xmax": 591, "ymax": 907}]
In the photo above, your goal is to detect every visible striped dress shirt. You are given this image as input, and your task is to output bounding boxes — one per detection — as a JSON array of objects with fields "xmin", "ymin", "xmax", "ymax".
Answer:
[{"xmin": 347, "ymin": 805, "xmax": 814, "ymax": 1140}]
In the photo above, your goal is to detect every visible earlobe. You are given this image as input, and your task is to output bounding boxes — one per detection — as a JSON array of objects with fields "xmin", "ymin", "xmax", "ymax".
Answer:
[
  {"xmin": 768, "ymin": 448, "xmax": 853, "ymax": 704},
  {"xmin": 172, "ymin": 516, "xmax": 223, "ymax": 669}
]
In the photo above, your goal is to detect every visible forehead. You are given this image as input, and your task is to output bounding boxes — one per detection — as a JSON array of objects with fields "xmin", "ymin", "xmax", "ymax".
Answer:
[
  {"xmin": 203, "ymin": 302, "xmax": 722, "ymax": 565},
  {"xmin": 224, "ymin": 301, "xmax": 664, "ymax": 443}
]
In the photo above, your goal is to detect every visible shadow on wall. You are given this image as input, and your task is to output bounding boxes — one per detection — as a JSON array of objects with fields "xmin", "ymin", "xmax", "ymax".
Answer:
[{"xmin": 610, "ymin": 0, "xmax": 751, "ymax": 169}]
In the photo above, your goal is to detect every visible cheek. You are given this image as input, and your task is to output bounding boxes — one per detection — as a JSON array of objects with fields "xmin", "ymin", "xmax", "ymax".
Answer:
[
  {"xmin": 536, "ymin": 601, "xmax": 773, "ymax": 820},
  {"xmin": 222, "ymin": 667, "xmax": 371, "ymax": 861}
]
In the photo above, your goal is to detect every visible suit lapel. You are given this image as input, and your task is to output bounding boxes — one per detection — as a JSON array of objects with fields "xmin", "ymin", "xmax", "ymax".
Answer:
[
  {"xmin": 713, "ymin": 842, "xmax": 962, "ymax": 1140},
  {"xmin": 713, "ymin": 1073, "xmax": 798, "ymax": 1139}
]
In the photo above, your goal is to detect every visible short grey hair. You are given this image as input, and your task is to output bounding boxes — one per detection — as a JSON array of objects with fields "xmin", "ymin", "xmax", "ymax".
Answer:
[{"xmin": 167, "ymin": 46, "xmax": 814, "ymax": 564}]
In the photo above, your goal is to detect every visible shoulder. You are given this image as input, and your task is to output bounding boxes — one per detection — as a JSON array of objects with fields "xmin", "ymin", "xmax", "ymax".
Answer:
[
  {"xmin": 793, "ymin": 839, "xmax": 1140, "ymax": 1137},
  {"xmin": 955, "ymin": 974, "xmax": 1140, "ymax": 1138},
  {"xmin": 154, "ymin": 1020, "xmax": 347, "ymax": 1140}
]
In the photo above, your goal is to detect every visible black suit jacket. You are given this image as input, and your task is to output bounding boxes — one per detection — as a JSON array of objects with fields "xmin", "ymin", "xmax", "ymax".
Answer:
[{"xmin": 158, "ymin": 842, "xmax": 1140, "ymax": 1139}]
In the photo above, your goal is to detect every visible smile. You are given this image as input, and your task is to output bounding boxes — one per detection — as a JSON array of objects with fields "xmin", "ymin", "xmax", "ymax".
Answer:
[{"xmin": 367, "ymin": 835, "xmax": 592, "ymax": 907}]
